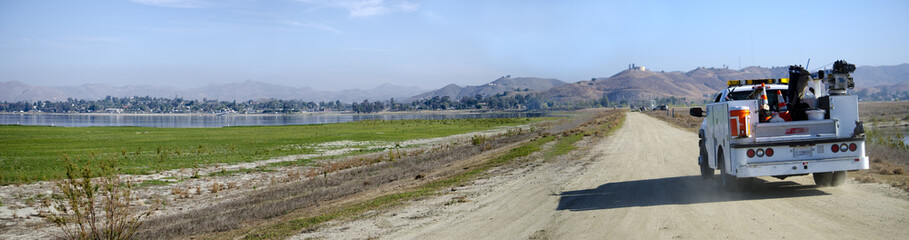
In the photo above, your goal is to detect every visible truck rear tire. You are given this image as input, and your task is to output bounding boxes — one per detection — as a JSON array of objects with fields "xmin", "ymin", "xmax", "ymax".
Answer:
[
  {"xmin": 831, "ymin": 171, "xmax": 847, "ymax": 186},
  {"xmin": 700, "ymin": 159, "xmax": 714, "ymax": 179},
  {"xmin": 717, "ymin": 152, "xmax": 751, "ymax": 192},
  {"xmin": 699, "ymin": 140, "xmax": 713, "ymax": 179},
  {"xmin": 813, "ymin": 172, "xmax": 832, "ymax": 187},
  {"xmin": 720, "ymin": 166, "xmax": 735, "ymax": 191}
]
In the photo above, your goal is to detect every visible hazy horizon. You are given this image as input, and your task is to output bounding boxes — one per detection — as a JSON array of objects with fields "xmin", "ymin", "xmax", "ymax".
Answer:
[{"xmin": 2, "ymin": 0, "xmax": 908, "ymax": 91}]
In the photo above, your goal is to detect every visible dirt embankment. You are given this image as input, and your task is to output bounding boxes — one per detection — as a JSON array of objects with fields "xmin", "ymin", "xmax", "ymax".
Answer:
[
  {"xmin": 0, "ymin": 123, "xmax": 538, "ymax": 239},
  {"xmin": 1, "ymin": 109, "xmax": 619, "ymax": 239},
  {"xmin": 298, "ymin": 112, "xmax": 909, "ymax": 239}
]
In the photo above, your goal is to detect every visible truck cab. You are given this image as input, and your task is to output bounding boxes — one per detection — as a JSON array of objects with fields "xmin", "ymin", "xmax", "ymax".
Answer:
[{"xmin": 691, "ymin": 62, "xmax": 869, "ymax": 191}]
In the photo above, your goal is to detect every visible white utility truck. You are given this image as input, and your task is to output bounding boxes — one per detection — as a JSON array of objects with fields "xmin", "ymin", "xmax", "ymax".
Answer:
[{"xmin": 690, "ymin": 60, "xmax": 868, "ymax": 191}]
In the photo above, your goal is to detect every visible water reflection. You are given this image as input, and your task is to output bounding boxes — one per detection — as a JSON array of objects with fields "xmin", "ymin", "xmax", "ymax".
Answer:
[
  {"xmin": 0, "ymin": 112, "xmax": 546, "ymax": 128},
  {"xmin": 868, "ymin": 125, "xmax": 909, "ymax": 146}
]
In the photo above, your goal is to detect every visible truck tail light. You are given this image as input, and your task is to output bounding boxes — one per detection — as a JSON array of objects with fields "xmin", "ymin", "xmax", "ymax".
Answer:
[
  {"xmin": 756, "ymin": 148, "xmax": 764, "ymax": 157},
  {"xmin": 840, "ymin": 144, "xmax": 848, "ymax": 152},
  {"xmin": 831, "ymin": 144, "xmax": 839, "ymax": 153},
  {"xmin": 765, "ymin": 148, "xmax": 774, "ymax": 157},
  {"xmin": 747, "ymin": 149, "xmax": 755, "ymax": 158},
  {"xmin": 848, "ymin": 143, "xmax": 857, "ymax": 152}
]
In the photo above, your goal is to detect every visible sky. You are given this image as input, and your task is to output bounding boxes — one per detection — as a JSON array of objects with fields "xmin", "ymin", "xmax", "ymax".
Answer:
[{"xmin": 1, "ymin": 0, "xmax": 908, "ymax": 91}]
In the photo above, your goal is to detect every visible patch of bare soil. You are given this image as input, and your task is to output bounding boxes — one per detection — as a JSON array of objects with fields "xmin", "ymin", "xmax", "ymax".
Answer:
[{"xmin": 292, "ymin": 132, "xmax": 595, "ymax": 240}]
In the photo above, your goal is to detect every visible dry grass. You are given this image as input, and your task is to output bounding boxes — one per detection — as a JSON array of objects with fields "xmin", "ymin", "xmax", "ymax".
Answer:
[
  {"xmin": 134, "ymin": 129, "xmax": 538, "ymax": 239},
  {"xmin": 856, "ymin": 102, "xmax": 909, "ymax": 191},
  {"xmin": 859, "ymin": 101, "xmax": 909, "ymax": 124},
  {"xmin": 643, "ymin": 108, "xmax": 701, "ymax": 132},
  {"xmin": 171, "ymin": 187, "xmax": 191, "ymax": 199},
  {"xmin": 853, "ymin": 144, "xmax": 909, "ymax": 191},
  {"xmin": 209, "ymin": 182, "xmax": 222, "ymax": 194}
]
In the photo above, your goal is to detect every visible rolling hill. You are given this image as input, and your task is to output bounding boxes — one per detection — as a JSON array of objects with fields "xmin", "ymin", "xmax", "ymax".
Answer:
[
  {"xmin": 411, "ymin": 76, "xmax": 566, "ymax": 100},
  {"xmin": 537, "ymin": 64, "xmax": 907, "ymax": 104}
]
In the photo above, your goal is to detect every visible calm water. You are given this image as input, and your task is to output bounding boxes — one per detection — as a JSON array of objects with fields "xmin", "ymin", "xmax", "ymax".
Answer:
[
  {"xmin": 0, "ymin": 112, "xmax": 546, "ymax": 128},
  {"xmin": 874, "ymin": 126, "xmax": 909, "ymax": 145}
]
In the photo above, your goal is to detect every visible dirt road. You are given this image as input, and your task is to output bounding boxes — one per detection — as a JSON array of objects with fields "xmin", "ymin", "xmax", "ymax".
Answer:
[{"xmin": 298, "ymin": 112, "xmax": 909, "ymax": 239}]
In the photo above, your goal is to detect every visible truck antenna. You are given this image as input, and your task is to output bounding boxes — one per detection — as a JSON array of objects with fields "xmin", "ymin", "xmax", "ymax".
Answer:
[
  {"xmin": 806, "ymin": 58, "xmax": 811, "ymax": 70},
  {"xmin": 811, "ymin": 61, "xmax": 836, "ymax": 72}
]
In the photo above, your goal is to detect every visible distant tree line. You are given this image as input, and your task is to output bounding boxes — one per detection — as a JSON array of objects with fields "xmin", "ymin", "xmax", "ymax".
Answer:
[
  {"xmin": 854, "ymin": 88, "xmax": 909, "ymax": 102},
  {"xmin": 0, "ymin": 96, "xmax": 348, "ymax": 114},
  {"xmin": 0, "ymin": 92, "xmax": 699, "ymax": 114}
]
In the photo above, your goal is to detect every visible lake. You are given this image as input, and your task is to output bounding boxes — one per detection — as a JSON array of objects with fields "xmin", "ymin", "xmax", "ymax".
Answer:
[{"xmin": 0, "ymin": 112, "xmax": 547, "ymax": 128}]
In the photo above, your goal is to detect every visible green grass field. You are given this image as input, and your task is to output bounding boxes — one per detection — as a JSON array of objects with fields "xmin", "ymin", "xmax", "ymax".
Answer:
[{"xmin": 0, "ymin": 118, "xmax": 540, "ymax": 185}]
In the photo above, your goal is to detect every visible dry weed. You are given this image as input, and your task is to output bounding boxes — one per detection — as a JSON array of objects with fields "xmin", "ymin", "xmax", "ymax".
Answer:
[
  {"xmin": 44, "ymin": 155, "xmax": 153, "ymax": 240},
  {"xmin": 287, "ymin": 171, "xmax": 301, "ymax": 181},
  {"xmin": 210, "ymin": 182, "xmax": 221, "ymax": 194}
]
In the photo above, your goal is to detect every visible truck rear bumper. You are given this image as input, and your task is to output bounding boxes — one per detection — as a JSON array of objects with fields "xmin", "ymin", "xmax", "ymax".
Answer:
[{"xmin": 735, "ymin": 156, "xmax": 869, "ymax": 178}]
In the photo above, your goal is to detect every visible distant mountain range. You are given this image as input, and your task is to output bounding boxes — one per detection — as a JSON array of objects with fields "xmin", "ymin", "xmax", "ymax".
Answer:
[
  {"xmin": 536, "ymin": 64, "xmax": 909, "ymax": 103},
  {"xmin": 2, "ymin": 63, "xmax": 907, "ymax": 103},
  {"xmin": 538, "ymin": 66, "xmax": 790, "ymax": 103}
]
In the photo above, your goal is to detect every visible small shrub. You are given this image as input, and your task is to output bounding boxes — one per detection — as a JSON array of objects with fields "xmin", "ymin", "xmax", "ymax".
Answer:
[
  {"xmin": 210, "ymin": 182, "xmax": 221, "ymax": 194},
  {"xmin": 878, "ymin": 168, "xmax": 892, "ymax": 175},
  {"xmin": 287, "ymin": 171, "xmax": 301, "ymax": 181},
  {"xmin": 44, "ymin": 154, "xmax": 152, "ymax": 240},
  {"xmin": 471, "ymin": 134, "xmax": 487, "ymax": 146},
  {"xmin": 171, "ymin": 188, "xmax": 189, "ymax": 199}
]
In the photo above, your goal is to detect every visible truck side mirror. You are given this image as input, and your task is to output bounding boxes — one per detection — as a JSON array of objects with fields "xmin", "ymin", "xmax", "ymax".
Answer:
[{"xmin": 689, "ymin": 107, "xmax": 705, "ymax": 117}]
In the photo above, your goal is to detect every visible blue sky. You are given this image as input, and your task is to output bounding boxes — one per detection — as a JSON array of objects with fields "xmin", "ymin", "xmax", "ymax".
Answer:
[{"xmin": 1, "ymin": 0, "xmax": 907, "ymax": 91}]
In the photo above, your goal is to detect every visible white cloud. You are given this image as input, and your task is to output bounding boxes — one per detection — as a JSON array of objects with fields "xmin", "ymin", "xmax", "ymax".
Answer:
[
  {"xmin": 299, "ymin": 0, "xmax": 418, "ymax": 18},
  {"xmin": 284, "ymin": 21, "xmax": 342, "ymax": 34},
  {"xmin": 130, "ymin": 0, "xmax": 209, "ymax": 8}
]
